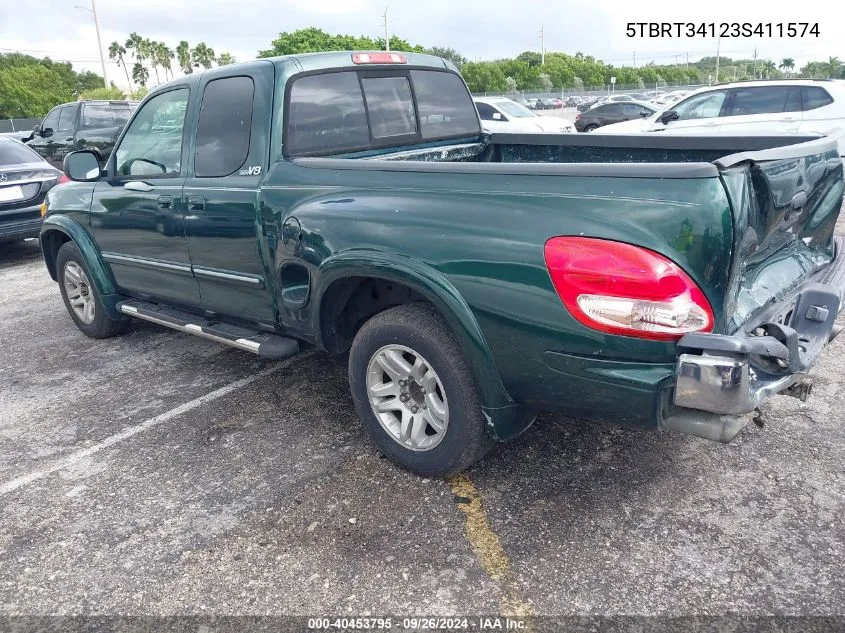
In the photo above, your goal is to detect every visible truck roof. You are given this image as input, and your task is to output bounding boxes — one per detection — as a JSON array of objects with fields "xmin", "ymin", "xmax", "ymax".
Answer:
[{"xmin": 146, "ymin": 50, "xmax": 456, "ymax": 98}]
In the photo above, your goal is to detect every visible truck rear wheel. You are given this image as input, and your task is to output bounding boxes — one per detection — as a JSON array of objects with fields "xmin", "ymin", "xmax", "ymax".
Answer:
[
  {"xmin": 348, "ymin": 303, "xmax": 495, "ymax": 477},
  {"xmin": 56, "ymin": 241, "xmax": 129, "ymax": 339}
]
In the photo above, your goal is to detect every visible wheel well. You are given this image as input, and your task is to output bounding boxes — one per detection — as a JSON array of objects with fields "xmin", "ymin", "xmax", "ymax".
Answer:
[
  {"xmin": 41, "ymin": 230, "xmax": 71, "ymax": 281},
  {"xmin": 320, "ymin": 277, "xmax": 428, "ymax": 353}
]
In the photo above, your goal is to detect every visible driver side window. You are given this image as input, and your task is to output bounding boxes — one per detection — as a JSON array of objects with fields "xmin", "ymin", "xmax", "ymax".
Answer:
[
  {"xmin": 673, "ymin": 90, "xmax": 727, "ymax": 120},
  {"xmin": 114, "ymin": 88, "xmax": 189, "ymax": 177}
]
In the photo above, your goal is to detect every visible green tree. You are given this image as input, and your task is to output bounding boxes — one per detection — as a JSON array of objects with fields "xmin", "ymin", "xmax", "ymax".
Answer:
[
  {"xmin": 154, "ymin": 42, "xmax": 174, "ymax": 81},
  {"xmin": 130, "ymin": 86, "xmax": 148, "ymax": 101},
  {"xmin": 108, "ymin": 41, "xmax": 132, "ymax": 89},
  {"xmin": 80, "ymin": 86, "xmax": 125, "ymax": 100},
  {"xmin": 827, "ymin": 56, "xmax": 841, "ymax": 78},
  {"xmin": 538, "ymin": 72, "xmax": 553, "ymax": 91},
  {"xmin": 216, "ymin": 52, "xmax": 236, "ymax": 66},
  {"xmin": 131, "ymin": 62, "xmax": 149, "ymax": 87},
  {"xmin": 176, "ymin": 41, "xmax": 192, "ymax": 75},
  {"xmin": 779, "ymin": 57, "xmax": 795, "ymax": 77},
  {"xmin": 0, "ymin": 64, "xmax": 71, "ymax": 117},
  {"xmin": 422, "ymin": 47, "xmax": 466, "ymax": 68},
  {"xmin": 144, "ymin": 39, "xmax": 161, "ymax": 84},
  {"xmin": 125, "ymin": 32, "xmax": 145, "ymax": 66},
  {"xmin": 191, "ymin": 42, "xmax": 215, "ymax": 69}
]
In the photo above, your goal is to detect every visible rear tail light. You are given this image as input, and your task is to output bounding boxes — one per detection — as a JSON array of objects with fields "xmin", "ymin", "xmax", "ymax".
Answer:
[
  {"xmin": 58, "ymin": 172, "xmax": 69, "ymax": 184},
  {"xmin": 575, "ymin": 113, "xmax": 581, "ymax": 120},
  {"xmin": 543, "ymin": 237, "xmax": 714, "ymax": 341},
  {"xmin": 352, "ymin": 53, "xmax": 407, "ymax": 64}
]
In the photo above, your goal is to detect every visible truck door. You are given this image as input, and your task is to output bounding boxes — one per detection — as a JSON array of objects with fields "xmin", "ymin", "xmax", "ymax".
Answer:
[
  {"xmin": 90, "ymin": 86, "xmax": 203, "ymax": 309},
  {"xmin": 181, "ymin": 61, "xmax": 276, "ymax": 328}
]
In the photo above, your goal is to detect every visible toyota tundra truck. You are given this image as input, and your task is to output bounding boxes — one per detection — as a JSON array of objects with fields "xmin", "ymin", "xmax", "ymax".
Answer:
[{"xmin": 39, "ymin": 51, "xmax": 845, "ymax": 476}]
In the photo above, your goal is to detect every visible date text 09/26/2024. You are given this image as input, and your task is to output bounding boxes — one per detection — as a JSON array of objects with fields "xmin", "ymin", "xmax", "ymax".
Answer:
[{"xmin": 626, "ymin": 22, "xmax": 820, "ymax": 38}]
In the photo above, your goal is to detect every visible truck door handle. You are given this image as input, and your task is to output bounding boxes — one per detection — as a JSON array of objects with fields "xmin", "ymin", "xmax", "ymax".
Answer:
[
  {"xmin": 187, "ymin": 195, "xmax": 205, "ymax": 211},
  {"xmin": 124, "ymin": 181, "xmax": 154, "ymax": 192},
  {"xmin": 157, "ymin": 195, "xmax": 172, "ymax": 209}
]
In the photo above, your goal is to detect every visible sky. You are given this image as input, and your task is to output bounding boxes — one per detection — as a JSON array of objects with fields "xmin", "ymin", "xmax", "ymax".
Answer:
[{"xmin": 1, "ymin": 0, "xmax": 842, "ymax": 90}]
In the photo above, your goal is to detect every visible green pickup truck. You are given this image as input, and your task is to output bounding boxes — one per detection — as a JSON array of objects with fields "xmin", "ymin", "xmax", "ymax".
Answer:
[{"xmin": 41, "ymin": 51, "xmax": 845, "ymax": 476}]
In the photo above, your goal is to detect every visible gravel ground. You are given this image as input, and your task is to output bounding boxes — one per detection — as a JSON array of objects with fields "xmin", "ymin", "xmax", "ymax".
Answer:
[{"xmin": 0, "ymin": 213, "xmax": 844, "ymax": 624}]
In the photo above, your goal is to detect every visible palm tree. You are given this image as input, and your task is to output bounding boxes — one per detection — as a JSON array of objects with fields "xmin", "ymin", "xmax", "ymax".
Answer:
[
  {"xmin": 108, "ymin": 41, "xmax": 132, "ymax": 90},
  {"xmin": 138, "ymin": 38, "xmax": 159, "ymax": 85},
  {"xmin": 761, "ymin": 60, "xmax": 777, "ymax": 79},
  {"xmin": 216, "ymin": 52, "xmax": 236, "ymax": 66},
  {"xmin": 125, "ymin": 32, "xmax": 145, "ymax": 65},
  {"xmin": 131, "ymin": 62, "xmax": 149, "ymax": 87},
  {"xmin": 156, "ymin": 42, "xmax": 175, "ymax": 80},
  {"xmin": 191, "ymin": 42, "xmax": 215, "ymax": 69},
  {"xmin": 827, "ymin": 56, "xmax": 841, "ymax": 79},
  {"xmin": 176, "ymin": 41, "xmax": 193, "ymax": 75},
  {"xmin": 779, "ymin": 57, "xmax": 795, "ymax": 77}
]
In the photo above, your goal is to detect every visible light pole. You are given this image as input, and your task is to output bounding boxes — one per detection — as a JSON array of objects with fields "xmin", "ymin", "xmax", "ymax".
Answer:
[
  {"xmin": 382, "ymin": 7, "xmax": 390, "ymax": 52},
  {"xmin": 714, "ymin": 34, "xmax": 721, "ymax": 83},
  {"xmin": 75, "ymin": 0, "xmax": 108, "ymax": 88}
]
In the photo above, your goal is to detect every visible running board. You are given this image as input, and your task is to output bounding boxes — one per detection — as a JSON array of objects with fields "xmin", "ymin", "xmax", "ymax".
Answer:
[{"xmin": 117, "ymin": 300, "xmax": 300, "ymax": 360}]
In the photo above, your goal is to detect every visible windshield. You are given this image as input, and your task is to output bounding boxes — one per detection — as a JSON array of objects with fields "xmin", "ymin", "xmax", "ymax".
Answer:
[{"xmin": 496, "ymin": 101, "xmax": 535, "ymax": 118}]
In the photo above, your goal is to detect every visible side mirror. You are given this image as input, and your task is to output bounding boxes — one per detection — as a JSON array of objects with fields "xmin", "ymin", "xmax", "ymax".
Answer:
[
  {"xmin": 659, "ymin": 110, "xmax": 679, "ymax": 125},
  {"xmin": 492, "ymin": 112, "xmax": 503, "ymax": 121},
  {"xmin": 63, "ymin": 150, "xmax": 102, "ymax": 182},
  {"xmin": 41, "ymin": 126, "xmax": 54, "ymax": 137},
  {"xmin": 33, "ymin": 124, "xmax": 42, "ymax": 136}
]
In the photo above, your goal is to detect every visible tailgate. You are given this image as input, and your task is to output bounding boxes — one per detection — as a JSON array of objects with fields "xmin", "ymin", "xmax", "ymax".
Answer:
[{"xmin": 717, "ymin": 137, "xmax": 844, "ymax": 333}]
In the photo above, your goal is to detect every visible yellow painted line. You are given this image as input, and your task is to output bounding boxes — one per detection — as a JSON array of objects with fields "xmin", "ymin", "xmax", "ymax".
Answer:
[{"xmin": 448, "ymin": 473, "xmax": 533, "ymax": 618}]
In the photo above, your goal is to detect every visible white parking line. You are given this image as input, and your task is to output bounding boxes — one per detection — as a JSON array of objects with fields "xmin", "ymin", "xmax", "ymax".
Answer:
[{"xmin": 0, "ymin": 350, "xmax": 316, "ymax": 496}]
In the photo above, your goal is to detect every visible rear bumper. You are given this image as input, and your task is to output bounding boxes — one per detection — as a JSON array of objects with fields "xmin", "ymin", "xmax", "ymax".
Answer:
[
  {"xmin": 663, "ymin": 236, "xmax": 845, "ymax": 441},
  {"xmin": 0, "ymin": 214, "xmax": 42, "ymax": 242}
]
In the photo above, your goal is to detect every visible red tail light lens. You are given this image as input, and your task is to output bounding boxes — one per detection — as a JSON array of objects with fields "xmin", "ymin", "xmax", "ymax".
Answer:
[
  {"xmin": 575, "ymin": 113, "xmax": 581, "ymax": 120},
  {"xmin": 58, "ymin": 172, "xmax": 70, "ymax": 184},
  {"xmin": 543, "ymin": 237, "xmax": 714, "ymax": 341}
]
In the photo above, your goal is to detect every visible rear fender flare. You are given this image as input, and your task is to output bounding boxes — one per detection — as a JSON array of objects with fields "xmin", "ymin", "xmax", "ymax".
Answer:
[{"xmin": 315, "ymin": 251, "xmax": 515, "ymax": 416}]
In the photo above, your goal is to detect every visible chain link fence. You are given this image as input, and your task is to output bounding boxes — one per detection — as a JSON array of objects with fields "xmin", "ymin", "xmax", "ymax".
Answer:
[
  {"xmin": 474, "ymin": 83, "xmax": 708, "ymax": 100},
  {"xmin": 0, "ymin": 118, "xmax": 41, "ymax": 134}
]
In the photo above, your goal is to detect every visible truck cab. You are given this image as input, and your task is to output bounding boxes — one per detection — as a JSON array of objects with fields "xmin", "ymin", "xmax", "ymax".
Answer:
[{"xmin": 27, "ymin": 100, "xmax": 137, "ymax": 170}]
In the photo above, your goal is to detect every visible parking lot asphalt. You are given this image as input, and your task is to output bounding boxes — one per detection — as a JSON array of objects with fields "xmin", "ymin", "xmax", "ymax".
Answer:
[{"xmin": 1, "ymin": 223, "xmax": 845, "ymax": 619}]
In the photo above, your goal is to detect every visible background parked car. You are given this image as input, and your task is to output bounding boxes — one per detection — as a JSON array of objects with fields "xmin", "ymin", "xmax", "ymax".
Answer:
[
  {"xmin": 26, "ymin": 99, "xmax": 138, "ymax": 169},
  {"xmin": 474, "ymin": 97, "xmax": 575, "ymax": 133},
  {"xmin": 574, "ymin": 100, "xmax": 656, "ymax": 132},
  {"xmin": 595, "ymin": 80, "xmax": 845, "ymax": 161},
  {"xmin": 577, "ymin": 98, "xmax": 601, "ymax": 112},
  {"xmin": 0, "ymin": 136, "xmax": 65, "ymax": 243},
  {"xmin": 533, "ymin": 98, "xmax": 560, "ymax": 110}
]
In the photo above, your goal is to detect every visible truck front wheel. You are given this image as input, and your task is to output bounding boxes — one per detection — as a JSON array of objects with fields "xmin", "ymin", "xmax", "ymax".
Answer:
[
  {"xmin": 348, "ymin": 303, "xmax": 494, "ymax": 477},
  {"xmin": 56, "ymin": 241, "xmax": 129, "ymax": 339}
]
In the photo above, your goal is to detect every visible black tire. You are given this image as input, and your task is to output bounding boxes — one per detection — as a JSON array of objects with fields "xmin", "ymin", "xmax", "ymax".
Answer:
[
  {"xmin": 348, "ymin": 303, "xmax": 495, "ymax": 477},
  {"xmin": 584, "ymin": 124, "xmax": 599, "ymax": 132},
  {"xmin": 56, "ymin": 241, "xmax": 130, "ymax": 339}
]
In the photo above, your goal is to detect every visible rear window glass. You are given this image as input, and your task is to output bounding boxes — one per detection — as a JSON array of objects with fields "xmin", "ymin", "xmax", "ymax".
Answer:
[
  {"xmin": 0, "ymin": 139, "xmax": 42, "ymax": 166},
  {"xmin": 82, "ymin": 104, "xmax": 132, "ymax": 129},
  {"xmin": 802, "ymin": 87, "xmax": 834, "ymax": 111},
  {"xmin": 286, "ymin": 72, "xmax": 370, "ymax": 156},
  {"xmin": 361, "ymin": 76, "xmax": 416, "ymax": 139},
  {"xmin": 195, "ymin": 76, "xmax": 255, "ymax": 177},
  {"xmin": 725, "ymin": 87, "xmax": 793, "ymax": 116},
  {"xmin": 410, "ymin": 70, "xmax": 480, "ymax": 139}
]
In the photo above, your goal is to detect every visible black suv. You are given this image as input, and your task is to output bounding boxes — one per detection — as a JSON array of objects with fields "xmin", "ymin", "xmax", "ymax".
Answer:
[{"xmin": 26, "ymin": 100, "xmax": 138, "ymax": 170}]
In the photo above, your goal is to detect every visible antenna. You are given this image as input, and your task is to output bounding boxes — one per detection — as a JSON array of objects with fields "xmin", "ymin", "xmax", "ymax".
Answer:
[{"xmin": 539, "ymin": 25, "xmax": 545, "ymax": 65}]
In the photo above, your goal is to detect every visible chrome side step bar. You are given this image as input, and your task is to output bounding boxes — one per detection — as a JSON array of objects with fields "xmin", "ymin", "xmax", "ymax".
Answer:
[{"xmin": 117, "ymin": 300, "xmax": 300, "ymax": 360}]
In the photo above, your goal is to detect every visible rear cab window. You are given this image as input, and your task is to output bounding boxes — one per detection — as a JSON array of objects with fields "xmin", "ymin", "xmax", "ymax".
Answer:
[
  {"xmin": 194, "ymin": 76, "xmax": 255, "ymax": 177},
  {"xmin": 81, "ymin": 104, "xmax": 133, "ymax": 130},
  {"xmin": 284, "ymin": 68, "xmax": 480, "ymax": 157}
]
